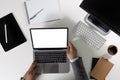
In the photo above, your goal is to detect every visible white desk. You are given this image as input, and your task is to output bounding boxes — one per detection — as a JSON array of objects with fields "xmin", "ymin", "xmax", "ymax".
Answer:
[{"xmin": 0, "ymin": 0, "xmax": 120, "ymax": 80}]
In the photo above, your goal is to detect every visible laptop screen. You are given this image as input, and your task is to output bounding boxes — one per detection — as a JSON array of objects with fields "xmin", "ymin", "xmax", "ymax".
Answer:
[{"xmin": 30, "ymin": 28, "xmax": 68, "ymax": 49}]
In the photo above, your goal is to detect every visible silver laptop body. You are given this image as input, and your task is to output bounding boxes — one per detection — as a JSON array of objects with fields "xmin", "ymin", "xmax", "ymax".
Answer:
[{"xmin": 30, "ymin": 28, "xmax": 69, "ymax": 73}]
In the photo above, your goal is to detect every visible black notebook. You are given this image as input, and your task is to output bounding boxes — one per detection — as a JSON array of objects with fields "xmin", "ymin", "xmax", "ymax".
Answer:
[{"xmin": 0, "ymin": 13, "xmax": 26, "ymax": 52}]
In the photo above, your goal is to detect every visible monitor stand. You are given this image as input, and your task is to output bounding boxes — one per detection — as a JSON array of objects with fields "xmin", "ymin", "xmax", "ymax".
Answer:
[{"xmin": 84, "ymin": 14, "xmax": 110, "ymax": 35}]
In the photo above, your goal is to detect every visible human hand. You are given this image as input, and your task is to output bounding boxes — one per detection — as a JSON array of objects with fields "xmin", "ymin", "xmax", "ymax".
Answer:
[
  {"xmin": 24, "ymin": 61, "xmax": 39, "ymax": 80},
  {"xmin": 67, "ymin": 42, "xmax": 77, "ymax": 59}
]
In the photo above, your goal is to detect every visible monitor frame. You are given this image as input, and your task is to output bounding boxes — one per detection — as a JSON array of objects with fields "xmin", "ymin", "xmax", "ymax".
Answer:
[{"xmin": 80, "ymin": 0, "xmax": 120, "ymax": 36}]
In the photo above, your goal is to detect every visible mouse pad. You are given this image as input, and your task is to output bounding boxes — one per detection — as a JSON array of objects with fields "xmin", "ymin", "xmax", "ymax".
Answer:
[{"xmin": 0, "ymin": 13, "xmax": 26, "ymax": 52}]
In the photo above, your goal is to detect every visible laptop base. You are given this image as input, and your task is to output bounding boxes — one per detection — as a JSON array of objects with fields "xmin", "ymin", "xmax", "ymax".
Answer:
[{"xmin": 37, "ymin": 60, "xmax": 69, "ymax": 73}]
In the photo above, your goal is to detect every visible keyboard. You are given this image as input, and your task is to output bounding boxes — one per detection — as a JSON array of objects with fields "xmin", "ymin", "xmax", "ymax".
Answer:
[
  {"xmin": 35, "ymin": 51, "xmax": 66, "ymax": 63},
  {"xmin": 74, "ymin": 21, "xmax": 106, "ymax": 49}
]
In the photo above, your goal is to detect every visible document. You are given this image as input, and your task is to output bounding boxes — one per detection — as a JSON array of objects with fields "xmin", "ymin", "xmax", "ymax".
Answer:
[{"xmin": 25, "ymin": 0, "xmax": 62, "ymax": 24}]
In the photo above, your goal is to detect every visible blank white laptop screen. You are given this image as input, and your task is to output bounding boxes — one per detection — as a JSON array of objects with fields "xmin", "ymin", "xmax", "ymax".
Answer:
[{"xmin": 31, "ymin": 28, "xmax": 68, "ymax": 49}]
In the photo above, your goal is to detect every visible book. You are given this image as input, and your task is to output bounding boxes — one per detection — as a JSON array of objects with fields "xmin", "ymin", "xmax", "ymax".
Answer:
[
  {"xmin": 24, "ymin": 0, "xmax": 62, "ymax": 24},
  {"xmin": 90, "ymin": 57, "xmax": 114, "ymax": 80}
]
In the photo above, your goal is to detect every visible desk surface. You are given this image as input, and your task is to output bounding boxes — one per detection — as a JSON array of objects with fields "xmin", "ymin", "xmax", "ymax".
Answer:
[{"xmin": 0, "ymin": 0, "xmax": 120, "ymax": 80}]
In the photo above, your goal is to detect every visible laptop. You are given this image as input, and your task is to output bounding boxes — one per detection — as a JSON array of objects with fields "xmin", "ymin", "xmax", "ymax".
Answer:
[{"xmin": 30, "ymin": 27, "xmax": 69, "ymax": 73}]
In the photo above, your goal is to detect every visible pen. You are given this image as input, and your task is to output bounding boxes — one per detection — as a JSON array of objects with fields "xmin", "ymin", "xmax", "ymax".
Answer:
[
  {"xmin": 30, "ymin": 8, "xmax": 44, "ymax": 20},
  {"xmin": 4, "ymin": 24, "xmax": 8, "ymax": 43}
]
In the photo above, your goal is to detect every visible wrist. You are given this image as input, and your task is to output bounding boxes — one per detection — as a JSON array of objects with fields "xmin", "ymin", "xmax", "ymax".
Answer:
[{"xmin": 68, "ymin": 55, "xmax": 78, "ymax": 60}]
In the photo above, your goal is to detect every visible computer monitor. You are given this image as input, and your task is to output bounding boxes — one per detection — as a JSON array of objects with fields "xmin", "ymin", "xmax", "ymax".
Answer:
[{"xmin": 80, "ymin": 0, "xmax": 120, "ymax": 36}]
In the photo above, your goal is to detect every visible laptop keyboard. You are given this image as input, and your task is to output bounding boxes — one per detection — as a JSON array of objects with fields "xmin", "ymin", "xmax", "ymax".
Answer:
[{"xmin": 35, "ymin": 51, "xmax": 66, "ymax": 63}]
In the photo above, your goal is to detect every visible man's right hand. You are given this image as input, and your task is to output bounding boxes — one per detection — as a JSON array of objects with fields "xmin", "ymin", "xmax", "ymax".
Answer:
[{"xmin": 67, "ymin": 42, "xmax": 78, "ymax": 59}]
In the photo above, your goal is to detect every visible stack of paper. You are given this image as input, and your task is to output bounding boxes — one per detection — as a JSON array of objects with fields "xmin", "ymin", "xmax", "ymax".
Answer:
[{"xmin": 25, "ymin": 0, "xmax": 62, "ymax": 24}]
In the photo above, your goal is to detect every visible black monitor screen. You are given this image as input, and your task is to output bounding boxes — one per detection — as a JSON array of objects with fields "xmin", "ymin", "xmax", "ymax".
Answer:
[{"xmin": 80, "ymin": 0, "xmax": 120, "ymax": 35}]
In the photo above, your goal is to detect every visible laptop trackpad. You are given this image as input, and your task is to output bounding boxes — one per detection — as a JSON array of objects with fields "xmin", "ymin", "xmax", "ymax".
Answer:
[{"xmin": 43, "ymin": 63, "xmax": 59, "ymax": 73}]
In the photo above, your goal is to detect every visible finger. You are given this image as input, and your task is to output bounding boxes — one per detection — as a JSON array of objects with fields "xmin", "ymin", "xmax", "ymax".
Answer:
[
  {"xmin": 32, "ymin": 66, "xmax": 37, "ymax": 76},
  {"xmin": 68, "ymin": 42, "xmax": 73, "ymax": 48},
  {"xmin": 32, "ymin": 64, "xmax": 38, "ymax": 72},
  {"xmin": 67, "ymin": 44, "xmax": 70, "ymax": 53},
  {"xmin": 32, "ymin": 67, "xmax": 40, "ymax": 79},
  {"xmin": 33, "ymin": 73, "xmax": 40, "ymax": 80},
  {"xmin": 29, "ymin": 62, "xmax": 36, "ymax": 69},
  {"xmin": 67, "ymin": 42, "xmax": 72, "ymax": 49},
  {"xmin": 69, "ymin": 42, "xmax": 76, "ymax": 49},
  {"xmin": 68, "ymin": 41, "xmax": 72, "ymax": 44},
  {"xmin": 31, "ymin": 64, "xmax": 37, "ymax": 72},
  {"xmin": 67, "ymin": 42, "xmax": 71, "ymax": 50},
  {"xmin": 68, "ymin": 42, "xmax": 72, "ymax": 46},
  {"xmin": 29, "ymin": 62, "xmax": 37, "ymax": 72}
]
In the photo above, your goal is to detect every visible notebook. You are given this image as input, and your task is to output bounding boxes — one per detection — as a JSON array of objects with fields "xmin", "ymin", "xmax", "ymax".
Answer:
[
  {"xmin": 25, "ymin": 0, "xmax": 62, "ymax": 24},
  {"xmin": 90, "ymin": 57, "xmax": 114, "ymax": 80}
]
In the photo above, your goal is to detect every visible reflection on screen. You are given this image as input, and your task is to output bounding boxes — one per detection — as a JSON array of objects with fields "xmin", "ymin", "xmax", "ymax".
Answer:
[{"xmin": 31, "ymin": 29, "xmax": 67, "ymax": 48}]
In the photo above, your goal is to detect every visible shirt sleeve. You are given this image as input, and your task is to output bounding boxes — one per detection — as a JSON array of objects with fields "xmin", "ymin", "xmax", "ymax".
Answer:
[
  {"xmin": 71, "ymin": 57, "xmax": 89, "ymax": 80},
  {"xmin": 69, "ymin": 57, "xmax": 79, "ymax": 63}
]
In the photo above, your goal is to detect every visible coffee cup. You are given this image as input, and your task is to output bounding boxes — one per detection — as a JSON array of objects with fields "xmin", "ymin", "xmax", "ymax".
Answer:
[{"xmin": 107, "ymin": 45, "xmax": 118, "ymax": 56}]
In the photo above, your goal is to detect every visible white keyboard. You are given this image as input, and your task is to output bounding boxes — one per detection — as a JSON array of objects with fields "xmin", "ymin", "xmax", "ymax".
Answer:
[{"xmin": 74, "ymin": 21, "xmax": 106, "ymax": 49}]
